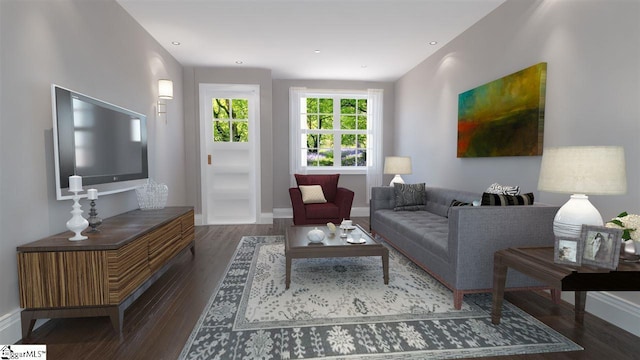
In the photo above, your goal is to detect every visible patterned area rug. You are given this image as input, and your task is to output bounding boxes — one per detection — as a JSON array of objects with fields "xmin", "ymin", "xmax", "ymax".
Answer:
[{"xmin": 179, "ymin": 236, "xmax": 581, "ymax": 359}]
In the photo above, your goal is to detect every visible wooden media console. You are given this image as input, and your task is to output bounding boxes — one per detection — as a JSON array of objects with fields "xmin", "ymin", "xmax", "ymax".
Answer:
[{"xmin": 16, "ymin": 206, "xmax": 195, "ymax": 339}]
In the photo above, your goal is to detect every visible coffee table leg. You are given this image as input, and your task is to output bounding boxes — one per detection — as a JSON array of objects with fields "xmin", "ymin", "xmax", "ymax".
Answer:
[
  {"xmin": 285, "ymin": 255, "xmax": 292, "ymax": 289},
  {"xmin": 491, "ymin": 252, "xmax": 508, "ymax": 325},
  {"xmin": 382, "ymin": 249, "xmax": 389, "ymax": 284}
]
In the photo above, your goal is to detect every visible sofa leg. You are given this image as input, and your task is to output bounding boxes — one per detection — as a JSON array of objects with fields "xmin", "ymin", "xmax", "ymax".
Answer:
[{"xmin": 453, "ymin": 291, "xmax": 463, "ymax": 310}]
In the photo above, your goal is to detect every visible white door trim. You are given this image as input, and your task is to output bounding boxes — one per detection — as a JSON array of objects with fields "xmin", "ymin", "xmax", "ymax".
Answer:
[{"xmin": 198, "ymin": 83, "xmax": 261, "ymax": 224}]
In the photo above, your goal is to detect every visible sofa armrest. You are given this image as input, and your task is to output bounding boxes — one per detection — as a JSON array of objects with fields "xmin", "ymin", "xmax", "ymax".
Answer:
[
  {"xmin": 448, "ymin": 204, "xmax": 560, "ymax": 289},
  {"xmin": 335, "ymin": 187, "xmax": 355, "ymax": 220},
  {"xmin": 370, "ymin": 187, "xmax": 395, "ymax": 219}
]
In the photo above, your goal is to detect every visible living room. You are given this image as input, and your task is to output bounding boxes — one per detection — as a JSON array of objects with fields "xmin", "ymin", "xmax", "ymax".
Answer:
[{"xmin": 1, "ymin": 0, "xmax": 639, "ymax": 358}]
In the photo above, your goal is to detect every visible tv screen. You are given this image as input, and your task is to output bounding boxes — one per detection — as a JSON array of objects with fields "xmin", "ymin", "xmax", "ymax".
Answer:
[{"xmin": 52, "ymin": 85, "xmax": 148, "ymax": 200}]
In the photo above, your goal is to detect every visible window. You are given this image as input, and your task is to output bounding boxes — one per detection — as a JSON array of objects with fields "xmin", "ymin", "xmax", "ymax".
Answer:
[
  {"xmin": 290, "ymin": 88, "xmax": 382, "ymax": 175},
  {"xmin": 212, "ymin": 98, "xmax": 249, "ymax": 142}
]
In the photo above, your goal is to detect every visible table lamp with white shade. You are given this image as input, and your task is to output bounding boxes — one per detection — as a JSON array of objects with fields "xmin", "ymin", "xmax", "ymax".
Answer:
[
  {"xmin": 384, "ymin": 156, "xmax": 412, "ymax": 186},
  {"xmin": 537, "ymin": 146, "xmax": 627, "ymax": 238}
]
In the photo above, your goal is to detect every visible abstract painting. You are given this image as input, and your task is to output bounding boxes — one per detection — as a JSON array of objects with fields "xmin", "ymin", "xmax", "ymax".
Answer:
[{"xmin": 457, "ymin": 62, "xmax": 547, "ymax": 158}]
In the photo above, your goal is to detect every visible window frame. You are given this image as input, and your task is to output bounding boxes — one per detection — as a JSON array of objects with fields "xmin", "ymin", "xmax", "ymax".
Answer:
[{"xmin": 290, "ymin": 89, "xmax": 376, "ymax": 175}]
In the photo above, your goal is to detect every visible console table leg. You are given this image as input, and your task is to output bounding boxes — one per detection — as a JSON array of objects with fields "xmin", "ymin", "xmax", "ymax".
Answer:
[
  {"xmin": 109, "ymin": 306, "xmax": 124, "ymax": 334},
  {"xmin": 20, "ymin": 311, "xmax": 36, "ymax": 340},
  {"xmin": 491, "ymin": 253, "xmax": 508, "ymax": 325},
  {"xmin": 574, "ymin": 291, "xmax": 587, "ymax": 324}
]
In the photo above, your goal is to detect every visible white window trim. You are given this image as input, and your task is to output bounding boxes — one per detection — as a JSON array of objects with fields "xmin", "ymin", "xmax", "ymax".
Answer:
[{"xmin": 289, "ymin": 87, "xmax": 383, "ymax": 201}]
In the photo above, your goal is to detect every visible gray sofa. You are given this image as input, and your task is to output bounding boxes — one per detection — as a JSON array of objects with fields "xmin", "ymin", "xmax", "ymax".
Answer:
[{"xmin": 370, "ymin": 186, "xmax": 559, "ymax": 309}]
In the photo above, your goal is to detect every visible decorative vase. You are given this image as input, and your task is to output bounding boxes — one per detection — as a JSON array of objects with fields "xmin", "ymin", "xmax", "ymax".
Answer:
[{"xmin": 307, "ymin": 227, "xmax": 325, "ymax": 243}]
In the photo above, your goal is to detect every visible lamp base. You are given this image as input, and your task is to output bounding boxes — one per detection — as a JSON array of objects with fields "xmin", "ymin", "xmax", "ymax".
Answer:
[
  {"xmin": 389, "ymin": 174, "xmax": 405, "ymax": 186},
  {"xmin": 553, "ymin": 194, "xmax": 603, "ymax": 238}
]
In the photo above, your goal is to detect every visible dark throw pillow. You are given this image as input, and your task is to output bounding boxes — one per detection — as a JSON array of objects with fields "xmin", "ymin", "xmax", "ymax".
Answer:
[
  {"xmin": 393, "ymin": 183, "xmax": 426, "ymax": 211},
  {"xmin": 481, "ymin": 192, "xmax": 535, "ymax": 206},
  {"xmin": 447, "ymin": 199, "xmax": 472, "ymax": 217}
]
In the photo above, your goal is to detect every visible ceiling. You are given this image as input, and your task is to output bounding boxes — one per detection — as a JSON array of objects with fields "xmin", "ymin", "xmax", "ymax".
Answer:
[{"xmin": 117, "ymin": 0, "xmax": 505, "ymax": 82}]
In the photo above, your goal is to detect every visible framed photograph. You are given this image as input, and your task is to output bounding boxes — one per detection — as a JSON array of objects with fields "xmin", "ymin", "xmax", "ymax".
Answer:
[
  {"xmin": 580, "ymin": 225, "xmax": 623, "ymax": 270},
  {"xmin": 554, "ymin": 236, "xmax": 583, "ymax": 266}
]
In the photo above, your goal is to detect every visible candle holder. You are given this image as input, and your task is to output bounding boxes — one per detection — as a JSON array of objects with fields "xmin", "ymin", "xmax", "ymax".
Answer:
[
  {"xmin": 87, "ymin": 199, "xmax": 103, "ymax": 233},
  {"xmin": 66, "ymin": 190, "xmax": 89, "ymax": 241}
]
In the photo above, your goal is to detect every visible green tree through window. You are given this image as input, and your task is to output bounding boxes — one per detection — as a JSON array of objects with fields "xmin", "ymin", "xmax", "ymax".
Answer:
[
  {"xmin": 303, "ymin": 96, "xmax": 367, "ymax": 167},
  {"xmin": 213, "ymin": 98, "xmax": 249, "ymax": 142}
]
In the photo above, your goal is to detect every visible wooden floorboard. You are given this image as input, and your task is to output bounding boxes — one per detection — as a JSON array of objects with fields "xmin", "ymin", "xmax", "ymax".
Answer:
[{"xmin": 18, "ymin": 218, "xmax": 640, "ymax": 359}]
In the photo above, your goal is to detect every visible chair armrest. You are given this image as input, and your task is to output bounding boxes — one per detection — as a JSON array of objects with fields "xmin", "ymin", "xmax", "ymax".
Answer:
[
  {"xmin": 335, "ymin": 187, "xmax": 355, "ymax": 220},
  {"xmin": 289, "ymin": 187, "xmax": 306, "ymax": 225}
]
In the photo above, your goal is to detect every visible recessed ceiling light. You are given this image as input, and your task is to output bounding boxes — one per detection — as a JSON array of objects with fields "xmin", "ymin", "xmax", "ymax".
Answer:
[
  {"xmin": 314, "ymin": 50, "xmax": 321, "ymax": 54},
  {"xmin": 428, "ymin": 41, "xmax": 438, "ymax": 45},
  {"xmin": 235, "ymin": 60, "xmax": 244, "ymax": 65},
  {"xmin": 171, "ymin": 41, "xmax": 181, "ymax": 46},
  {"xmin": 361, "ymin": 65, "xmax": 368, "ymax": 68}
]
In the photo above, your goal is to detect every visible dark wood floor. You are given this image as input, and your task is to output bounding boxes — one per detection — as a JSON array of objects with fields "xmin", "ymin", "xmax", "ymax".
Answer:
[{"xmin": 20, "ymin": 218, "xmax": 640, "ymax": 359}]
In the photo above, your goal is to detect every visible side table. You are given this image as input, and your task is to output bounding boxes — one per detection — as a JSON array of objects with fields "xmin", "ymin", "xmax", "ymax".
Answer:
[{"xmin": 491, "ymin": 247, "xmax": 640, "ymax": 325}]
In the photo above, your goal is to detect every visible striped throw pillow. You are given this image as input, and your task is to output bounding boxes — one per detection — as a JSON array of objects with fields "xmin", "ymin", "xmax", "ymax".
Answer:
[{"xmin": 481, "ymin": 192, "xmax": 534, "ymax": 206}]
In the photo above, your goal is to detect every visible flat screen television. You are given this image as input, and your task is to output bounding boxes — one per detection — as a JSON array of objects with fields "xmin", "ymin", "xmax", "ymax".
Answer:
[{"xmin": 52, "ymin": 84, "xmax": 148, "ymax": 200}]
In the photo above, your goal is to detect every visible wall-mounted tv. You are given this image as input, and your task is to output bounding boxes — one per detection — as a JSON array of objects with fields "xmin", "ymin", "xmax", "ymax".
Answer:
[{"xmin": 52, "ymin": 85, "xmax": 148, "ymax": 200}]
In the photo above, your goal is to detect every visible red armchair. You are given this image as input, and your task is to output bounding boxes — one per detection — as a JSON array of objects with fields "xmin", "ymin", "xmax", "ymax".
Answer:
[{"xmin": 289, "ymin": 174, "xmax": 355, "ymax": 225}]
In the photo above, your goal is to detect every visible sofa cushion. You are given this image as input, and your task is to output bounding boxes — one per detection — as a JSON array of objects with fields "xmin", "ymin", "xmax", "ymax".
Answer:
[
  {"xmin": 295, "ymin": 174, "xmax": 339, "ymax": 202},
  {"xmin": 304, "ymin": 202, "xmax": 340, "ymax": 219},
  {"xmin": 393, "ymin": 183, "xmax": 426, "ymax": 211},
  {"xmin": 481, "ymin": 192, "xmax": 534, "ymax": 206},
  {"xmin": 374, "ymin": 209, "xmax": 449, "ymax": 259},
  {"xmin": 299, "ymin": 185, "xmax": 327, "ymax": 204}
]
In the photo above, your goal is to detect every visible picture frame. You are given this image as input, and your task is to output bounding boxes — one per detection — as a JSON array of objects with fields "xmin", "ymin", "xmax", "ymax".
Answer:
[
  {"xmin": 554, "ymin": 236, "xmax": 583, "ymax": 266},
  {"xmin": 580, "ymin": 225, "xmax": 623, "ymax": 270}
]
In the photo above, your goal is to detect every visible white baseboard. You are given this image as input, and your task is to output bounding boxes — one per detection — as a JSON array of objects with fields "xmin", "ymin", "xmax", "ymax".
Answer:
[
  {"xmin": 196, "ymin": 207, "xmax": 369, "ymax": 225},
  {"xmin": 195, "ymin": 213, "xmax": 274, "ymax": 225},
  {"xmin": 272, "ymin": 206, "xmax": 369, "ymax": 219},
  {"xmin": 586, "ymin": 292, "xmax": 640, "ymax": 337},
  {"xmin": 561, "ymin": 291, "xmax": 640, "ymax": 337},
  {"xmin": 0, "ymin": 308, "xmax": 22, "ymax": 344},
  {"xmin": 259, "ymin": 212, "xmax": 273, "ymax": 224}
]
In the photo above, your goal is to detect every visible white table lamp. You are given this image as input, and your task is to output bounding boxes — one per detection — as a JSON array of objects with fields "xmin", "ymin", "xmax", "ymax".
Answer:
[
  {"xmin": 384, "ymin": 156, "xmax": 412, "ymax": 186},
  {"xmin": 538, "ymin": 146, "xmax": 627, "ymax": 238}
]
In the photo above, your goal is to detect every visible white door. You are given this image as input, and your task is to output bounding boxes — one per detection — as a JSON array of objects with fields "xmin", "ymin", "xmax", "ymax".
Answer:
[{"xmin": 199, "ymin": 84, "xmax": 260, "ymax": 224}]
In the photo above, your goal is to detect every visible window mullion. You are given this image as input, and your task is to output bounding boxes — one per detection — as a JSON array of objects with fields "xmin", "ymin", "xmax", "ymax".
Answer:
[{"xmin": 333, "ymin": 96, "xmax": 341, "ymax": 167}]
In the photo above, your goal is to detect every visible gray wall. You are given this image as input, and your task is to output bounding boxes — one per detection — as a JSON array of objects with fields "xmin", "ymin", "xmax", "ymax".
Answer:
[
  {"xmin": 0, "ymin": 0, "xmax": 185, "ymax": 343},
  {"xmin": 183, "ymin": 66, "xmax": 273, "ymax": 217},
  {"xmin": 395, "ymin": 0, "xmax": 639, "ymax": 305},
  {"xmin": 272, "ymin": 80, "xmax": 396, "ymax": 209}
]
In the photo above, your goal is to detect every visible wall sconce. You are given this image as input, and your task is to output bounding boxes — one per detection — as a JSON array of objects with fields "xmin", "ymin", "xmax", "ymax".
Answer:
[{"xmin": 157, "ymin": 79, "xmax": 173, "ymax": 118}]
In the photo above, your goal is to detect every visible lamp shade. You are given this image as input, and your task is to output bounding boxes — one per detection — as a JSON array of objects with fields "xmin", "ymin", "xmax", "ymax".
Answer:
[
  {"xmin": 538, "ymin": 146, "xmax": 627, "ymax": 238},
  {"xmin": 158, "ymin": 79, "xmax": 173, "ymax": 99},
  {"xmin": 538, "ymin": 146, "xmax": 627, "ymax": 195},
  {"xmin": 383, "ymin": 156, "xmax": 412, "ymax": 175}
]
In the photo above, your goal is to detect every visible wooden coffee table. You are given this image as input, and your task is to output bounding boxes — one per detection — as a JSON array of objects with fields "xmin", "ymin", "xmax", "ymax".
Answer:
[{"xmin": 284, "ymin": 224, "xmax": 389, "ymax": 289}]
